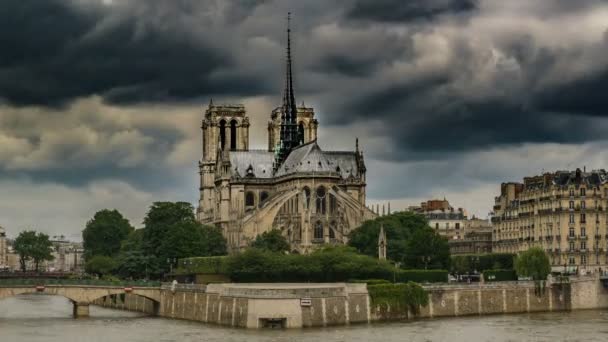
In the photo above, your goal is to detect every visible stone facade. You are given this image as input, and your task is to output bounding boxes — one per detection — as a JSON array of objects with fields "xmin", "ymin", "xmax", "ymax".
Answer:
[
  {"xmin": 0, "ymin": 225, "xmax": 6, "ymax": 269},
  {"xmin": 492, "ymin": 168, "xmax": 608, "ymax": 271},
  {"xmin": 196, "ymin": 29, "xmax": 375, "ymax": 252},
  {"xmin": 93, "ymin": 276, "xmax": 608, "ymax": 329},
  {"xmin": 409, "ymin": 199, "xmax": 468, "ymax": 240}
]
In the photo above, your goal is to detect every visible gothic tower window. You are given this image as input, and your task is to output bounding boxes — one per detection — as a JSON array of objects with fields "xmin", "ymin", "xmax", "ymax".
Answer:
[
  {"xmin": 245, "ymin": 191, "xmax": 255, "ymax": 207},
  {"xmin": 316, "ymin": 186, "xmax": 326, "ymax": 214},
  {"xmin": 219, "ymin": 119, "xmax": 227, "ymax": 150},
  {"xmin": 314, "ymin": 221, "xmax": 323, "ymax": 240},
  {"xmin": 230, "ymin": 119, "xmax": 237, "ymax": 150},
  {"xmin": 298, "ymin": 122, "xmax": 305, "ymax": 144}
]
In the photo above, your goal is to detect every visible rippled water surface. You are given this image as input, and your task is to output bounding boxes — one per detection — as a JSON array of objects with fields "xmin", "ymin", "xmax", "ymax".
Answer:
[{"xmin": 1, "ymin": 295, "xmax": 608, "ymax": 342}]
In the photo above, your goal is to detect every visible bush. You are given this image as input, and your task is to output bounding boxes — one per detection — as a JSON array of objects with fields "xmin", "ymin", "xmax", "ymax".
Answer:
[
  {"xmin": 483, "ymin": 269, "xmax": 517, "ymax": 282},
  {"xmin": 175, "ymin": 256, "xmax": 229, "ymax": 275},
  {"xmin": 396, "ymin": 270, "xmax": 448, "ymax": 283},
  {"xmin": 368, "ymin": 282, "xmax": 429, "ymax": 315}
]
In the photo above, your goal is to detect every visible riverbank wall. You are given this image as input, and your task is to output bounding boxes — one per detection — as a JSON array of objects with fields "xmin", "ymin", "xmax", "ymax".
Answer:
[{"xmin": 92, "ymin": 275, "xmax": 608, "ymax": 328}]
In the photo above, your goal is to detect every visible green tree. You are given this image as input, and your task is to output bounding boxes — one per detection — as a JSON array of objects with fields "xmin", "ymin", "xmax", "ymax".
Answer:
[
  {"xmin": 85, "ymin": 255, "xmax": 118, "ymax": 277},
  {"xmin": 403, "ymin": 227, "xmax": 450, "ymax": 270},
  {"xmin": 142, "ymin": 202, "xmax": 196, "ymax": 259},
  {"xmin": 515, "ymin": 247, "xmax": 551, "ymax": 281},
  {"xmin": 348, "ymin": 211, "xmax": 432, "ymax": 263},
  {"xmin": 13, "ymin": 230, "xmax": 37, "ymax": 272},
  {"xmin": 199, "ymin": 225, "xmax": 228, "ymax": 256},
  {"xmin": 13, "ymin": 231, "xmax": 54, "ymax": 272},
  {"xmin": 31, "ymin": 232, "xmax": 54, "ymax": 272},
  {"xmin": 83, "ymin": 209, "xmax": 134, "ymax": 259},
  {"xmin": 249, "ymin": 229, "xmax": 290, "ymax": 253}
]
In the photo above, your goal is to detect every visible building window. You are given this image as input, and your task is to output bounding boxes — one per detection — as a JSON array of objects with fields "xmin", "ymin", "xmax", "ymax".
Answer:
[
  {"xmin": 569, "ymin": 242, "xmax": 575, "ymax": 251},
  {"xmin": 303, "ymin": 187, "xmax": 311, "ymax": 209},
  {"xmin": 230, "ymin": 119, "xmax": 237, "ymax": 150},
  {"xmin": 569, "ymin": 214, "xmax": 575, "ymax": 224},
  {"xmin": 581, "ymin": 188, "xmax": 586, "ymax": 196},
  {"xmin": 569, "ymin": 256, "xmax": 576, "ymax": 265},
  {"xmin": 245, "ymin": 191, "xmax": 255, "ymax": 207},
  {"xmin": 569, "ymin": 228, "xmax": 575, "ymax": 237},
  {"xmin": 260, "ymin": 191, "xmax": 269, "ymax": 204},
  {"xmin": 581, "ymin": 241, "xmax": 587, "ymax": 250},
  {"xmin": 581, "ymin": 227, "xmax": 586, "ymax": 237},
  {"xmin": 316, "ymin": 186, "xmax": 326, "ymax": 214},
  {"xmin": 219, "ymin": 119, "xmax": 227, "ymax": 150},
  {"xmin": 329, "ymin": 194, "xmax": 337, "ymax": 214},
  {"xmin": 445, "ymin": 222, "xmax": 450, "ymax": 230},
  {"xmin": 569, "ymin": 201, "xmax": 574, "ymax": 209},
  {"xmin": 298, "ymin": 122, "xmax": 305, "ymax": 144},
  {"xmin": 580, "ymin": 213, "xmax": 586, "ymax": 223},
  {"xmin": 314, "ymin": 221, "xmax": 323, "ymax": 240},
  {"xmin": 581, "ymin": 201, "xmax": 586, "ymax": 209},
  {"xmin": 455, "ymin": 223, "xmax": 460, "ymax": 230},
  {"xmin": 435, "ymin": 223, "xmax": 439, "ymax": 230},
  {"xmin": 581, "ymin": 254, "xmax": 587, "ymax": 265},
  {"xmin": 570, "ymin": 189, "xmax": 575, "ymax": 197}
]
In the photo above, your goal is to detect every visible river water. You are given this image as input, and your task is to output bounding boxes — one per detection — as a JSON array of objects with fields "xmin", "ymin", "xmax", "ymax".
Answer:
[{"xmin": 1, "ymin": 295, "xmax": 608, "ymax": 342}]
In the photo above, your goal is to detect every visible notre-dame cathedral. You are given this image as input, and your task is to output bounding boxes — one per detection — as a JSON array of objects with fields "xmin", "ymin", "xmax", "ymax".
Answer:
[{"xmin": 196, "ymin": 18, "xmax": 375, "ymax": 252}]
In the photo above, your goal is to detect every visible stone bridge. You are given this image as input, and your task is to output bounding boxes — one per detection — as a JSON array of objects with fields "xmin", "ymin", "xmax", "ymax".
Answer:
[{"xmin": 0, "ymin": 285, "xmax": 161, "ymax": 318}]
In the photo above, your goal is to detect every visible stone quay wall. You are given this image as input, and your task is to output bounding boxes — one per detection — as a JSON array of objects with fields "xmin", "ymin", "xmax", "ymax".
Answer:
[{"xmin": 93, "ymin": 276, "xmax": 608, "ymax": 329}]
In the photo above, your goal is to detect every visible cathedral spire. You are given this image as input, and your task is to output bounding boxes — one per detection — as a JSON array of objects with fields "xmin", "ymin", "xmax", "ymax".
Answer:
[{"xmin": 275, "ymin": 12, "xmax": 300, "ymax": 172}]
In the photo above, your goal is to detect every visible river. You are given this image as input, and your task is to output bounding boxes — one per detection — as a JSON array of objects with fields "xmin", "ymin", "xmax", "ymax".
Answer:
[{"xmin": 1, "ymin": 294, "xmax": 608, "ymax": 342}]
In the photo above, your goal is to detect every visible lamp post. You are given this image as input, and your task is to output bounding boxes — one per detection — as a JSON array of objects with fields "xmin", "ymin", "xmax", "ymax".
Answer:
[
  {"xmin": 421, "ymin": 256, "xmax": 431, "ymax": 270},
  {"xmin": 166, "ymin": 258, "xmax": 177, "ymax": 278}
]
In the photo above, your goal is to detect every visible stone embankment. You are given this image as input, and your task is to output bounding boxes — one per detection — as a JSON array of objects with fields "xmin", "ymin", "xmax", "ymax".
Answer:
[{"xmin": 93, "ymin": 275, "xmax": 608, "ymax": 328}]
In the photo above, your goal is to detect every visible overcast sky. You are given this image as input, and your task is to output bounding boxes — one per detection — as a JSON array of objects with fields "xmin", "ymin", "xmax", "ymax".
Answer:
[{"xmin": 1, "ymin": 0, "xmax": 608, "ymax": 239}]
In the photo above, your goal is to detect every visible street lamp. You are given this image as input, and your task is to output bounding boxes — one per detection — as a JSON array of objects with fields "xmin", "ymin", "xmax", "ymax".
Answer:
[{"xmin": 166, "ymin": 258, "xmax": 177, "ymax": 276}]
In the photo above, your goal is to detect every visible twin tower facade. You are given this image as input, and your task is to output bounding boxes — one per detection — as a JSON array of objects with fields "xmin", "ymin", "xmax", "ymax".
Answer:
[{"xmin": 196, "ymin": 17, "xmax": 375, "ymax": 252}]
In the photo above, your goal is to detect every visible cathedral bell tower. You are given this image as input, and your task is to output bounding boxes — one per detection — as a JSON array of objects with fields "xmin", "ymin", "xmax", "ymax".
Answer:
[{"xmin": 197, "ymin": 101, "xmax": 250, "ymax": 222}]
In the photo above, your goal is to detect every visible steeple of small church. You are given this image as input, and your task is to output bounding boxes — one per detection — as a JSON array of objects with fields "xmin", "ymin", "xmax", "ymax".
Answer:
[
  {"xmin": 378, "ymin": 224, "xmax": 387, "ymax": 260},
  {"xmin": 275, "ymin": 12, "xmax": 300, "ymax": 172}
]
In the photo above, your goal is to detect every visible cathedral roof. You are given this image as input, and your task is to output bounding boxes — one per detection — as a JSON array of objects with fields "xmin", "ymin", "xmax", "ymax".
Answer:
[
  {"xmin": 229, "ymin": 150, "xmax": 275, "ymax": 179},
  {"xmin": 274, "ymin": 140, "xmax": 360, "ymax": 178}
]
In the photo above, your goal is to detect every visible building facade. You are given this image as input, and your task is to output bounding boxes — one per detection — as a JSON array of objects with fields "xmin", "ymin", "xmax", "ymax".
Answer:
[
  {"xmin": 409, "ymin": 199, "xmax": 468, "ymax": 240},
  {"xmin": 196, "ymin": 22, "xmax": 375, "ymax": 252},
  {"xmin": 0, "ymin": 225, "xmax": 6, "ymax": 269},
  {"xmin": 492, "ymin": 168, "xmax": 608, "ymax": 271}
]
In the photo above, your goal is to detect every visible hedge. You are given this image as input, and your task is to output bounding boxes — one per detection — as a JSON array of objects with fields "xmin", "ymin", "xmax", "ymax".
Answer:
[
  {"xmin": 175, "ymin": 256, "xmax": 229, "ymax": 275},
  {"xmin": 396, "ymin": 270, "xmax": 448, "ymax": 283},
  {"xmin": 483, "ymin": 269, "xmax": 518, "ymax": 282},
  {"xmin": 451, "ymin": 253, "xmax": 515, "ymax": 273}
]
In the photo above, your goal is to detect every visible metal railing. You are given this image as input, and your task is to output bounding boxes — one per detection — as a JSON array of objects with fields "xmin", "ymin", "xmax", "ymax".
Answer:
[{"xmin": 0, "ymin": 278, "xmax": 161, "ymax": 287}]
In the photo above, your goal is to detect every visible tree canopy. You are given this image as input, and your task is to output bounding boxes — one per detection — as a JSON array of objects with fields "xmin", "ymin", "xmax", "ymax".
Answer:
[
  {"xmin": 348, "ymin": 211, "xmax": 449, "ymax": 268},
  {"xmin": 13, "ymin": 230, "xmax": 54, "ymax": 272},
  {"xmin": 515, "ymin": 247, "xmax": 551, "ymax": 281},
  {"xmin": 83, "ymin": 209, "xmax": 134, "ymax": 258},
  {"xmin": 142, "ymin": 201, "xmax": 197, "ymax": 258},
  {"xmin": 249, "ymin": 229, "xmax": 290, "ymax": 253},
  {"xmin": 403, "ymin": 227, "xmax": 451, "ymax": 269},
  {"xmin": 85, "ymin": 255, "xmax": 118, "ymax": 277}
]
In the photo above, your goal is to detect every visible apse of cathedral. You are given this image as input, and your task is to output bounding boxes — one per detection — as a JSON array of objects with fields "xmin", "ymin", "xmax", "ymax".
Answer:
[{"xmin": 196, "ymin": 15, "xmax": 376, "ymax": 253}]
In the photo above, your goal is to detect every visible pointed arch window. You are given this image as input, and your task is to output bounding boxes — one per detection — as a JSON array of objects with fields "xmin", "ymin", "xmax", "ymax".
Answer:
[
  {"xmin": 219, "ymin": 119, "xmax": 227, "ymax": 150},
  {"xmin": 298, "ymin": 122, "xmax": 305, "ymax": 144},
  {"xmin": 314, "ymin": 221, "xmax": 323, "ymax": 240},
  {"xmin": 329, "ymin": 194, "xmax": 337, "ymax": 214},
  {"xmin": 260, "ymin": 191, "xmax": 269, "ymax": 204},
  {"xmin": 230, "ymin": 119, "xmax": 237, "ymax": 150},
  {"xmin": 303, "ymin": 187, "xmax": 311, "ymax": 209},
  {"xmin": 316, "ymin": 186, "xmax": 326, "ymax": 214},
  {"xmin": 245, "ymin": 191, "xmax": 255, "ymax": 207}
]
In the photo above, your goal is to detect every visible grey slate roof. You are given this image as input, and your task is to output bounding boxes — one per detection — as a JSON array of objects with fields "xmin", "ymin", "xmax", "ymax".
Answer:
[
  {"xmin": 229, "ymin": 150, "xmax": 275, "ymax": 179},
  {"xmin": 227, "ymin": 141, "xmax": 360, "ymax": 180},
  {"xmin": 274, "ymin": 141, "xmax": 359, "ymax": 178}
]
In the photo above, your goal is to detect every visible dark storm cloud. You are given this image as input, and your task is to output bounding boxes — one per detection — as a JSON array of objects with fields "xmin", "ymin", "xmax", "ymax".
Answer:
[
  {"xmin": 0, "ymin": 0, "xmax": 271, "ymax": 106},
  {"xmin": 346, "ymin": 0, "xmax": 478, "ymax": 22}
]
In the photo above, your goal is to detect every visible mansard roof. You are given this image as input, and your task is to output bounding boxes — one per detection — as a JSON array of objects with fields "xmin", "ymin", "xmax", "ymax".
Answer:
[{"xmin": 552, "ymin": 169, "xmax": 608, "ymax": 187}]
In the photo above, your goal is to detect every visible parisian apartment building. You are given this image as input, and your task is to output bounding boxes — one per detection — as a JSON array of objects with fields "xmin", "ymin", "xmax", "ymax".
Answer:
[{"xmin": 492, "ymin": 168, "xmax": 608, "ymax": 271}]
